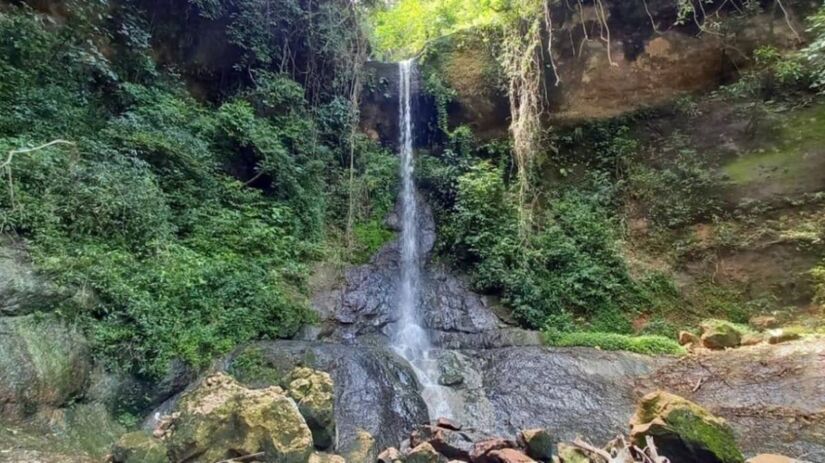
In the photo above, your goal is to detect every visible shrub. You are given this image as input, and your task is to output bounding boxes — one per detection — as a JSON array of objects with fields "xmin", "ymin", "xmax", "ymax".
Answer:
[{"xmin": 543, "ymin": 331, "xmax": 685, "ymax": 356}]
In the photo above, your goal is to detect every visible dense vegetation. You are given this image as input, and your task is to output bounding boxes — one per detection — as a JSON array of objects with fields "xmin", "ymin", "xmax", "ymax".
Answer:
[{"xmin": 0, "ymin": 1, "xmax": 396, "ymax": 377}]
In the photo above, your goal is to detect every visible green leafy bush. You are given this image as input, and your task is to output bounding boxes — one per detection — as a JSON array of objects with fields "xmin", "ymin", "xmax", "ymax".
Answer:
[{"xmin": 543, "ymin": 331, "xmax": 685, "ymax": 356}]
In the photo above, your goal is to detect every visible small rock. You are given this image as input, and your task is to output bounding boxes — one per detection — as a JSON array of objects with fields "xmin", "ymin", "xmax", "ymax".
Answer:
[
  {"xmin": 411, "ymin": 425, "xmax": 474, "ymax": 460},
  {"xmin": 555, "ymin": 443, "xmax": 588, "ymax": 463},
  {"xmin": 767, "ymin": 329, "xmax": 802, "ymax": 345},
  {"xmin": 436, "ymin": 417, "xmax": 462, "ymax": 431},
  {"xmin": 678, "ymin": 331, "xmax": 699, "ymax": 346},
  {"xmin": 378, "ymin": 447, "xmax": 404, "ymax": 463},
  {"xmin": 517, "ymin": 429, "xmax": 553, "ymax": 461},
  {"xmin": 487, "ymin": 448, "xmax": 536, "ymax": 463},
  {"xmin": 748, "ymin": 316, "xmax": 779, "ymax": 330},
  {"xmin": 700, "ymin": 320, "xmax": 743, "ymax": 349},
  {"xmin": 407, "ymin": 442, "xmax": 441, "ymax": 463},
  {"xmin": 470, "ymin": 438, "xmax": 516, "ymax": 463},
  {"xmin": 746, "ymin": 454, "xmax": 802, "ymax": 463}
]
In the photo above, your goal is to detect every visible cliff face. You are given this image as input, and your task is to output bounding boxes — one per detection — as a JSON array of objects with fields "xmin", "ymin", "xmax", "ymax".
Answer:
[{"xmin": 359, "ymin": 0, "xmax": 812, "ymax": 142}]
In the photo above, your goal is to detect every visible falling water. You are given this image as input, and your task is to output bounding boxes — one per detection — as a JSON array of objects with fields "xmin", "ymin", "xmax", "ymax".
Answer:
[{"xmin": 392, "ymin": 59, "xmax": 452, "ymax": 420}]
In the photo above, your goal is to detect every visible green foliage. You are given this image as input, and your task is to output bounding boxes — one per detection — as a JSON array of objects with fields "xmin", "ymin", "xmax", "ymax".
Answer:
[
  {"xmin": 812, "ymin": 262, "xmax": 825, "ymax": 307},
  {"xmin": 629, "ymin": 138, "xmax": 722, "ymax": 228},
  {"xmin": 368, "ymin": 0, "xmax": 507, "ymax": 59},
  {"xmin": 542, "ymin": 330, "xmax": 685, "ymax": 356},
  {"xmin": 804, "ymin": 4, "xmax": 825, "ymax": 91},
  {"xmin": 228, "ymin": 347, "xmax": 281, "ymax": 385},
  {"xmin": 0, "ymin": 4, "xmax": 385, "ymax": 378}
]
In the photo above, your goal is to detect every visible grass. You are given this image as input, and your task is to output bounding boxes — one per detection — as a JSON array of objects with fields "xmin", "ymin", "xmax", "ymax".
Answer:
[{"xmin": 543, "ymin": 330, "xmax": 685, "ymax": 356}]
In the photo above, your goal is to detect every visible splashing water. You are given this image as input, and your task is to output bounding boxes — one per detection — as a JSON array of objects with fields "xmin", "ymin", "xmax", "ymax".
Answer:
[{"xmin": 392, "ymin": 59, "xmax": 452, "ymax": 420}]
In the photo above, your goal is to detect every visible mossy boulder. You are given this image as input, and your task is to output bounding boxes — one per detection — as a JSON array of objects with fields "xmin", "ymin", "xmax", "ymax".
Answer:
[
  {"xmin": 406, "ymin": 442, "xmax": 441, "ymax": 463},
  {"xmin": 554, "ymin": 443, "xmax": 588, "ymax": 463},
  {"xmin": 165, "ymin": 372, "xmax": 314, "ymax": 463},
  {"xmin": 700, "ymin": 320, "xmax": 744, "ymax": 350},
  {"xmin": 630, "ymin": 391, "xmax": 744, "ymax": 463},
  {"xmin": 343, "ymin": 430, "xmax": 377, "ymax": 463},
  {"xmin": 0, "ymin": 237, "xmax": 66, "ymax": 316},
  {"xmin": 287, "ymin": 367, "xmax": 335, "ymax": 450},
  {"xmin": 0, "ymin": 314, "xmax": 91, "ymax": 419},
  {"xmin": 111, "ymin": 431, "xmax": 168, "ymax": 463}
]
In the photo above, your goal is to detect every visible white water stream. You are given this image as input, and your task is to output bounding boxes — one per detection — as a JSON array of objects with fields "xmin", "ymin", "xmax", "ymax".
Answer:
[{"xmin": 391, "ymin": 59, "xmax": 453, "ymax": 420}]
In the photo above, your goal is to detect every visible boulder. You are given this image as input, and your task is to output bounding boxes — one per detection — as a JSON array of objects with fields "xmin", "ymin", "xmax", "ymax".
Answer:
[
  {"xmin": 309, "ymin": 452, "xmax": 347, "ymax": 463},
  {"xmin": 700, "ymin": 320, "xmax": 743, "ymax": 349},
  {"xmin": 487, "ymin": 449, "xmax": 536, "ymax": 463},
  {"xmin": 410, "ymin": 425, "xmax": 475, "ymax": 461},
  {"xmin": 287, "ymin": 367, "xmax": 335, "ymax": 450},
  {"xmin": 554, "ymin": 443, "xmax": 588, "ymax": 463},
  {"xmin": 740, "ymin": 333, "xmax": 764, "ymax": 346},
  {"xmin": 0, "ymin": 314, "xmax": 91, "ymax": 420},
  {"xmin": 344, "ymin": 429, "xmax": 377, "ymax": 463},
  {"xmin": 165, "ymin": 372, "xmax": 314, "ymax": 463},
  {"xmin": 767, "ymin": 328, "xmax": 802, "ymax": 345},
  {"xmin": 630, "ymin": 391, "xmax": 744, "ymax": 463},
  {"xmin": 111, "ymin": 431, "xmax": 168, "ymax": 463},
  {"xmin": 470, "ymin": 438, "xmax": 517, "ymax": 463},
  {"xmin": 517, "ymin": 429, "xmax": 554, "ymax": 461},
  {"xmin": 678, "ymin": 331, "xmax": 698, "ymax": 346},
  {"xmin": 748, "ymin": 316, "xmax": 779, "ymax": 331},
  {"xmin": 378, "ymin": 447, "xmax": 404, "ymax": 463},
  {"xmin": 407, "ymin": 442, "xmax": 442, "ymax": 463}
]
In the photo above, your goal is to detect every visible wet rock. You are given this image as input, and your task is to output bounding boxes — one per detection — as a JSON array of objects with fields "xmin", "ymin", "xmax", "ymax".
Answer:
[
  {"xmin": 165, "ymin": 372, "xmax": 314, "ymax": 463},
  {"xmin": 343, "ymin": 429, "xmax": 377, "ymax": 463},
  {"xmin": 0, "ymin": 314, "xmax": 91, "ymax": 420},
  {"xmin": 554, "ymin": 443, "xmax": 588, "ymax": 463},
  {"xmin": 436, "ymin": 417, "xmax": 462, "ymax": 431},
  {"xmin": 700, "ymin": 320, "xmax": 743, "ymax": 349},
  {"xmin": 111, "ymin": 431, "xmax": 168, "ymax": 463},
  {"xmin": 486, "ymin": 449, "xmax": 536, "ymax": 463},
  {"xmin": 378, "ymin": 447, "xmax": 405, "ymax": 463},
  {"xmin": 630, "ymin": 391, "xmax": 744, "ymax": 463},
  {"xmin": 407, "ymin": 442, "xmax": 442, "ymax": 463},
  {"xmin": 749, "ymin": 316, "xmax": 779, "ymax": 331},
  {"xmin": 517, "ymin": 429, "xmax": 554, "ymax": 461},
  {"xmin": 229, "ymin": 341, "xmax": 428, "ymax": 456},
  {"xmin": 475, "ymin": 347, "xmax": 659, "ymax": 444},
  {"xmin": 286, "ymin": 367, "xmax": 335, "ymax": 450},
  {"xmin": 437, "ymin": 353, "xmax": 465, "ymax": 387},
  {"xmin": 678, "ymin": 331, "xmax": 698, "ymax": 346}
]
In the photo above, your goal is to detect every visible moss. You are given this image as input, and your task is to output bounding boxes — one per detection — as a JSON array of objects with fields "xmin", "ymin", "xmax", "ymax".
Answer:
[
  {"xmin": 724, "ymin": 102, "xmax": 825, "ymax": 188},
  {"xmin": 667, "ymin": 408, "xmax": 744, "ymax": 463},
  {"xmin": 543, "ymin": 331, "xmax": 685, "ymax": 356},
  {"xmin": 228, "ymin": 347, "xmax": 281, "ymax": 386}
]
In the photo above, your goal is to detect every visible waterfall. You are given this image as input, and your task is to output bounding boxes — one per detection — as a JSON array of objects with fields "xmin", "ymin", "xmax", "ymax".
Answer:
[{"xmin": 392, "ymin": 59, "xmax": 452, "ymax": 420}]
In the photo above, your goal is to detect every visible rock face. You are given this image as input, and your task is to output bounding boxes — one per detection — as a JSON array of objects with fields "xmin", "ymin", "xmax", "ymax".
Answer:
[
  {"xmin": 642, "ymin": 340, "xmax": 825, "ymax": 459},
  {"xmin": 0, "ymin": 314, "xmax": 91, "ymax": 420},
  {"xmin": 165, "ymin": 373, "xmax": 314, "ymax": 463},
  {"xmin": 630, "ymin": 391, "xmax": 744, "ymax": 463}
]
